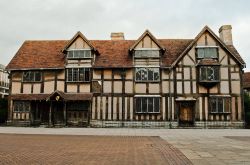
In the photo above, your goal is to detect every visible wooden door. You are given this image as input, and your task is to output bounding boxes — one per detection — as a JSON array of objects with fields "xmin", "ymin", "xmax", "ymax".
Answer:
[{"xmin": 179, "ymin": 102, "xmax": 194, "ymax": 125}]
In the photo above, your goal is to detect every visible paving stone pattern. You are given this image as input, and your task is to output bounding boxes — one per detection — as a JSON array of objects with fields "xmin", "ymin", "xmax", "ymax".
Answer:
[
  {"xmin": 0, "ymin": 134, "xmax": 191, "ymax": 165},
  {"xmin": 1, "ymin": 127, "xmax": 250, "ymax": 164}
]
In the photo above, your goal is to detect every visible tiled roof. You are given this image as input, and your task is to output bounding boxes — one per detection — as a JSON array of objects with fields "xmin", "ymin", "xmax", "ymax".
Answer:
[
  {"xmin": 227, "ymin": 45, "xmax": 245, "ymax": 65},
  {"xmin": 6, "ymin": 40, "xmax": 67, "ymax": 70},
  {"xmin": 47, "ymin": 90, "xmax": 93, "ymax": 101},
  {"xmin": 243, "ymin": 72, "xmax": 250, "ymax": 89},
  {"xmin": 11, "ymin": 94, "xmax": 49, "ymax": 100},
  {"xmin": 6, "ymin": 35, "xmax": 244, "ymax": 69},
  {"xmin": 159, "ymin": 39, "xmax": 193, "ymax": 67},
  {"xmin": 6, "ymin": 39, "xmax": 193, "ymax": 69},
  {"xmin": 197, "ymin": 59, "xmax": 220, "ymax": 66},
  {"xmin": 91, "ymin": 40, "xmax": 134, "ymax": 68}
]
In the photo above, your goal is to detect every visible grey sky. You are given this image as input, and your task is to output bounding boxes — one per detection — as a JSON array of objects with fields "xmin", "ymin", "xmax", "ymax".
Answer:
[{"xmin": 0, "ymin": 0, "xmax": 250, "ymax": 70}]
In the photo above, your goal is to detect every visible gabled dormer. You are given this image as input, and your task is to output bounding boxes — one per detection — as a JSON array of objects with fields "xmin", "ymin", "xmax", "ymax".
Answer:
[
  {"xmin": 63, "ymin": 31, "xmax": 98, "ymax": 60},
  {"xmin": 129, "ymin": 30, "xmax": 165, "ymax": 58},
  {"xmin": 63, "ymin": 32, "xmax": 97, "ymax": 84}
]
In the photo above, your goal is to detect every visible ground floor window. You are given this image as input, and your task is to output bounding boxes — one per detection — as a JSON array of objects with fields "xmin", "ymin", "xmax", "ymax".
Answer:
[
  {"xmin": 13, "ymin": 101, "xmax": 30, "ymax": 112},
  {"xmin": 135, "ymin": 97, "xmax": 160, "ymax": 113},
  {"xmin": 67, "ymin": 102, "xmax": 88, "ymax": 111},
  {"xmin": 209, "ymin": 97, "xmax": 230, "ymax": 113}
]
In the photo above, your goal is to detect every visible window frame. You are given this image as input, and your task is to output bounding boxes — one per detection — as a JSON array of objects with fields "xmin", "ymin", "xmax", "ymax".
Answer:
[
  {"xmin": 22, "ymin": 71, "xmax": 42, "ymax": 82},
  {"xmin": 134, "ymin": 48, "xmax": 160, "ymax": 58},
  {"xmin": 66, "ymin": 68, "xmax": 91, "ymax": 82},
  {"xmin": 199, "ymin": 65, "xmax": 220, "ymax": 83},
  {"xmin": 67, "ymin": 49, "xmax": 92, "ymax": 59},
  {"xmin": 196, "ymin": 46, "xmax": 219, "ymax": 59},
  {"xmin": 209, "ymin": 96, "xmax": 231, "ymax": 114},
  {"xmin": 13, "ymin": 101, "xmax": 31, "ymax": 112},
  {"xmin": 135, "ymin": 67, "xmax": 160, "ymax": 82},
  {"xmin": 135, "ymin": 96, "xmax": 161, "ymax": 114},
  {"xmin": 67, "ymin": 102, "xmax": 89, "ymax": 111}
]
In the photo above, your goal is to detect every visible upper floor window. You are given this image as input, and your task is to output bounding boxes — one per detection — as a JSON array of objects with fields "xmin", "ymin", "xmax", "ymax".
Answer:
[
  {"xmin": 67, "ymin": 68, "xmax": 90, "ymax": 82},
  {"xmin": 199, "ymin": 66, "xmax": 219, "ymax": 82},
  {"xmin": 134, "ymin": 49, "xmax": 160, "ymax": 58},
  {"xmin": 135, "ymin": 97, "xmax": 160, "ymax": 113},
  {"xmin": 13, "ymin": 101, "xmax": 30, "ymax": 112},
  {"xmin": 196, "ymin": 47, "xmax": 218, "ymax": 59},
  {"xmin": 23, "ymin": 71, "xmax": 41, "ymax": 82},
  {"xmin": 209, "ymin": 97, "xmax": 230, "ymax": 113},
  {"xmin": 135, "ymin": 67, "xmax": 160, "ymax": 82},
  {"xmin": 67, "ymin": 49, "xmax": 92, "ymax": 59}
]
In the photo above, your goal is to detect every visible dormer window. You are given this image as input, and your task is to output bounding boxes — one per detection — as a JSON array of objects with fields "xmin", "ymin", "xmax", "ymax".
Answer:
[
  {"xmin": 196, "ymin": 46, "xmax": 218, "ymax": 59},
  {"xmin": 134, "ymin": 49, "xmax": 160, "ymax": 58},
  {"xmin": 67, "ymin": 49, "xmax": 92, "ymax": 59}
]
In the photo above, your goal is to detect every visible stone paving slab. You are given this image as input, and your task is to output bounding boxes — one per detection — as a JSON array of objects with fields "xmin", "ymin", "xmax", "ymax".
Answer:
[
  {"xmin": 0, "ymin": 134, "xmax": 191, "ymax": 165},
  {"xmin": 1, "ymin": 127, "xmax": 250, "ymax": 164}
]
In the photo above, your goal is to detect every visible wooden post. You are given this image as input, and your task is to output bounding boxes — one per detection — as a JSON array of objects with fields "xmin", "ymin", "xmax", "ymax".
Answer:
[
  {"xmin": 63, "ymin": 101, "xmax": 66, "ymax": 126},
  {"xmin": 49, "ymin": 102, "xmax": 52, "ymax": 127}
]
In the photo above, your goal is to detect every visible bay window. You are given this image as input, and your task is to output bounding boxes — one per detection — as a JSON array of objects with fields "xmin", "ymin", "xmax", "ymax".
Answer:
[{"xmin": 135, "ymin": 67, "xmax": 160, "ymax": 81}]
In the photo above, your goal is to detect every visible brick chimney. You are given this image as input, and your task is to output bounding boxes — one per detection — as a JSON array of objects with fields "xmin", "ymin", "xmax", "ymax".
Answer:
[
  {"xmin": 111, "ymin": 32, "xmax": 124, "ymax": 40},
  {"xmin": 219, "ymin": 25, "xmax": 233, "ymax": 45}
]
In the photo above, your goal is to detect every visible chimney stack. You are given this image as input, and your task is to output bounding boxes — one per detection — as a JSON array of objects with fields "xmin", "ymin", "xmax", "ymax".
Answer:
[
  {"xmin": 111, "ymin": 32, "xmax": 125, "ymax": 40},
  {"xmin": 219, "ymin": 25, "xmax": 233, "ymax": 45}
]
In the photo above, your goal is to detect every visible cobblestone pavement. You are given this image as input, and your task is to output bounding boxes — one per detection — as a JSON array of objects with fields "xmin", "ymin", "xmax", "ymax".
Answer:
[
  {"xmin": 0, "ymin": 134, "xmax": 191, "ymax": 165},
  {"xmin": 1, "ymin": 127, "xmax": 250, "ymax": 165}
]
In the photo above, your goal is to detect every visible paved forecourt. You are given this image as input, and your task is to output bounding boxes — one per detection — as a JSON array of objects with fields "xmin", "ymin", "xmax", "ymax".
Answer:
[{"xmin": 0, "ymin": 127, "xmax": 250, "ymax": 164}]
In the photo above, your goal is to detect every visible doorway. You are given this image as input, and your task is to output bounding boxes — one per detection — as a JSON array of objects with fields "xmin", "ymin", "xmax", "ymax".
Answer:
[{"xmin": 178, "ymin": 101, "xmax": 194, "ymax": 126}]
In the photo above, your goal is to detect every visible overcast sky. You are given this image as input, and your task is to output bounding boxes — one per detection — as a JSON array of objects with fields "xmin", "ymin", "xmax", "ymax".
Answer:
[{"xmin": 1, "ymin": 0, "xmax": 250, "ymax": 70}]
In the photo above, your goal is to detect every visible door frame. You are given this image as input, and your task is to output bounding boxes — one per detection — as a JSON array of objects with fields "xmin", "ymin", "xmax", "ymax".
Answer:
[{"xmin": 177, "ymin": 101, "xmax": 195, "ymax": 126}]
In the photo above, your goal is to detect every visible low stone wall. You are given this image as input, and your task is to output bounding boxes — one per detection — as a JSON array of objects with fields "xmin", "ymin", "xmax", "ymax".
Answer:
[
  {"xmin": 195, "ymin": 121, "xmax": 245, "ymax": 128},
  {"xmin": 90, "ymin": 120, "xmax": 245, "ymax": 128},
  {"xmin": 90, "ymin": 120, "xmax": 178, "ymax": 128}
]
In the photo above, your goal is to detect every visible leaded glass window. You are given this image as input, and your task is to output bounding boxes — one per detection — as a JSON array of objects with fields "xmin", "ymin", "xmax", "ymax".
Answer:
[
  {"xmin": 67, "ymin": 68, "xmax": 91, "ymax": 82},
  {"xmin": 135, "ymin": 97, "xmax": 160, "ymax": 113},
  {"xmin": 13, "ymin": 101, "xmax": 30, "ymax": 112},
  {"xmin": 135, "ymin": 68, "xmax": 160, "ymax": 81},
  {"xmin": 209, "ymin": 97, "xmax": 230, "ymax": 113},
  {"xmin": 199, "ymin": 66, "xmax": 219, "ymax": 82},
  {"xmin": 67, "ymin": 50, "xmax": 92, "ymax": 59},
  {"xmin": 134, "ymin": 50, "xmax": 160, "ymax": 58},
  {"xmin": 197, "ymin": 47, "xmax": 218, "ymax": 59},
  {"xmin": 23, "ymin": 71, "xmax": 42, "ymax": 82}
]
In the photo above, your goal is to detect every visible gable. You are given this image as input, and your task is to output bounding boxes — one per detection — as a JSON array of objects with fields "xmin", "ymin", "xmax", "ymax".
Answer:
[
  {"xmin": 130, "ymin": 30, "xmax": 165, "ymax": 51},
  {"xmin": 63, "ymin": 31, "xmax": 96, "ymax": 52},
  {"xmin": 68, "ymin": 36, "xmax": 91, "ymax": 50},
  {"xmin": 172, "ymin": 26, "xmax": 245, "ymax": 67},
  {"xmin": 134, "ymin": 35, "xmax": 160, "ymax": 49}
]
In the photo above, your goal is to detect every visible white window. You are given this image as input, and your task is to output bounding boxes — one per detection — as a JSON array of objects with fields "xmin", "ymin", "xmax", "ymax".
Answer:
[
  {"xmin": 135, "ymin": 97, "xmax": 160, "ymax": 113},
  {"xmin": 135, "ymin": 67, "xmax": 160, "ymax": 81},
  {"xmin": 197, "ymin": 47, "xmax": 218, "ymax": 59},
  {"xmin": 67, "ymin": 50, "xmax": 92, "ymax": 59},
  {"xmin": 134, "ymin": 50, "xmax": 160, "ymax": 58}
]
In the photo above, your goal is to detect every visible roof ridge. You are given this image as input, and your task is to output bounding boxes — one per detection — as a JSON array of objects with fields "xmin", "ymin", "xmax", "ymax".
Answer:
[{"xmin": 25, "ymin": 39, "xmax": 69, "ymax": 42}]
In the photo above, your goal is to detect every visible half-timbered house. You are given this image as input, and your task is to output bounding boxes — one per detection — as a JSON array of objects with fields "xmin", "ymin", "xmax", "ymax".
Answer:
[{"xmin": 6, "ymin": 25, "xmax": 245, "ymax": 128}]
